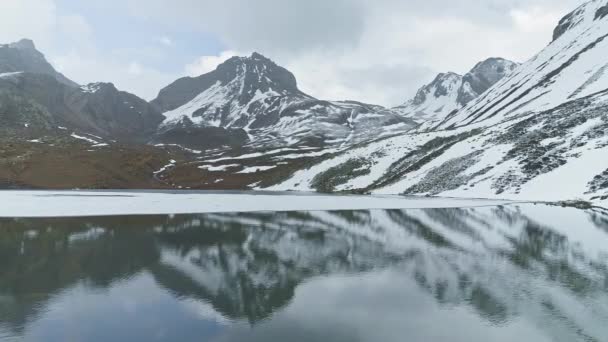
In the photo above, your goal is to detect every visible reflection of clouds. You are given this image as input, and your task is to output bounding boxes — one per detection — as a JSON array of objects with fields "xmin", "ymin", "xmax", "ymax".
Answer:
[
  {"xmin": 20, "ymin": 273, "xmax": 223, "ymax": 342},
  {"xmin": 179, "ymin": 298, "xmax": 232, "ymax": 325},
  {"xmin": 211, "ymin": 271, "xmax": 553, "ymax": 342}
]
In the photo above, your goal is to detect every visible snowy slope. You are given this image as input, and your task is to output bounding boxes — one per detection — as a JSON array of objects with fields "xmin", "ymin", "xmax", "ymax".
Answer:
[
  {"xmin": 268, "ymin": 0, "xmax": 608, "ymax": 207},
  {"xmin": 393, "ymin": 72, "xmax": 463, "ymax": 123},
  {"xmin": 438, "ymin": 0, "xmax": 608, "ymax": 130},
  {"xmin": 393, "ymin": 58, "xmax": 517, "ymax": 124}
]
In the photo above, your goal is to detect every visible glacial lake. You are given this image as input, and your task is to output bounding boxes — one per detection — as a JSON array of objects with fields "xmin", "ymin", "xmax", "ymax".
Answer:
[{"xmin": 1, "ymin": 204, "xmax": 607, "ymax": 341}]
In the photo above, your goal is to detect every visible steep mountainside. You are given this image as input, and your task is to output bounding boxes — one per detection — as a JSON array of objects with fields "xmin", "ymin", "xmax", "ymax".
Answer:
[
  {"xmin": 0, "ymin": 73, "xmax": 163, "ymax": 141},
  {"xmin": 437, "ymin": 0, "xmax": 608, "ymax": 130},
  {"xmin": 152, "ymin": 53, "xmax": 416, "ymax": 149},
  {"xmin": 393, "ymin": 58, "xmax": 518, "ymax": 123},
  {"xmin": 0, "ymin": 39, "xmax": 76, "ymax": 87},
  {"xmin": 0, "ymin": 41, "xmax": 166, "ymax": 142},
  {"xmin": 267, "ymin": 0, "xmax": 608, "ymax": 207}
]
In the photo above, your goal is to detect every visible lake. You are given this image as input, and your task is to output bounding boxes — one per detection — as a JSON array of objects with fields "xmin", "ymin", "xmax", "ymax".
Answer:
[{"xmin": 0, "ymin": 204, "xmax": 607, "ymax": 341}]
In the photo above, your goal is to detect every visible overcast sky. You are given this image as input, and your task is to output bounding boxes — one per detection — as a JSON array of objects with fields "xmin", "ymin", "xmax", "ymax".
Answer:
[{"xmin": 0, "ymin": 0, "xmax": 587, "ymax": 106}]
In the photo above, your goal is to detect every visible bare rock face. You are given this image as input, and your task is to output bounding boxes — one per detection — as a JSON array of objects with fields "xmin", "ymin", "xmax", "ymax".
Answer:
[
  {"xmin": 457, "ymin": 58, "xmax": 518, "ymax": 105},
  {"xmin": 69, "ymin": 82, "xmax": 164, "ymax": 141},
  {"xmin": 0, "ymin": 73, "xmax": 164, "ymax": 142}
]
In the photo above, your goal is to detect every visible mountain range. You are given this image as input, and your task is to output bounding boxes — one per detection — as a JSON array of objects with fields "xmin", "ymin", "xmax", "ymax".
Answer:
[{"xmin": 1, "ymin": 0, "xmax": 607, "ymax": 207}]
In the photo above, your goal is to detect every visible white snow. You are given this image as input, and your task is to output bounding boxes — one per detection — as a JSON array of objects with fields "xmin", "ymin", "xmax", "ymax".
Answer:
[
  {"xmin": 70, "ymin": 133, "xmax": 99, "ymax": 144},
  {"xmin": 394, "ymin": 72, "xmax": 462, "ymax": 123},
  {"xmin": 0, "ymin": 191, "xmax": 516, "ymax": 218},
  {"xmin": 0, "ymin": 71, "xmax": 23, "ymax": 79},
  {"xmin": 236, "ymin": 166, "xmax": 275, "ymax": 174},
  {"xmin": 154, "ymin": 144, "xmax": 203, "ymax": 154},
  {"xmin": 80, "ymin": 83, "xmax": 102, "ymax": 94},
  {"xmin": 153, "ymin": 160, "xmax": 176, "ymax": 175},
  {"xmin": 198, "ymin": 164, "xmax": 240, "ymax": 172}
]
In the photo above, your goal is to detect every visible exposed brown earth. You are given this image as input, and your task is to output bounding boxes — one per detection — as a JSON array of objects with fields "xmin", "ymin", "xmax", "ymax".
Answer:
[
  {"xmin": 0, "ymin": 135, "xmax": 173, "ymax": 189},
  {"xmin": 0, "ymin": 132, "xmax": 329, "ymax": 190}
]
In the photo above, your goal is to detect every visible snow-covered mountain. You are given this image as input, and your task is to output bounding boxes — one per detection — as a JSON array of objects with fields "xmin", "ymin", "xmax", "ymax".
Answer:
[
  {"xmin": 268, "ymin": 0, "xmax": 608, "ymax": 207},
  {"xmin": 436, "ymin": 0, "xmax": 608, "ymax": 130},
  {"xmin": 393, "ymin": 58, "xmax": 518, "ymax": 123},
  {"xmin": 153, "ymin": 53, "xmax": 417, "ymax": 148}
]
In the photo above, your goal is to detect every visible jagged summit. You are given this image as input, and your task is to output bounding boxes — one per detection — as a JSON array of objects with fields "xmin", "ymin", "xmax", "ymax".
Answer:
[
  {"xmin": 394, "ymin": 57, "xmax": 517, "ymax": 123},
  {"xmin": 152, "ymin": 52, "xmax": 307, "ymax": 118},
  {"xmin": 458, "ymin": 57, "xmax": 519, "ymax": 105}
]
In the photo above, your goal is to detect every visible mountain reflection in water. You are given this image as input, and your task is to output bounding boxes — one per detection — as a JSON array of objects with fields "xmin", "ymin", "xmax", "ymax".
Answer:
[{"xmin": 0, "ymin": 205, "xmax": 607, "ymax": 341}]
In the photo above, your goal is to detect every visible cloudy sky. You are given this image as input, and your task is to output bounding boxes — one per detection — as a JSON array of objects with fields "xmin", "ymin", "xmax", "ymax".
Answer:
[{"xmin": 0, "ymin": 0, "xmax": 586, "ymax": 106}]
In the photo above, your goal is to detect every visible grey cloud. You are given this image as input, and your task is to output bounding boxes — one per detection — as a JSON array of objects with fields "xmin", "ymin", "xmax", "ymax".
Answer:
[
  {"xmin": 331, "ymin": 64, "xmax": 436, "ymax": 105},
  {"xmin": 123, "ymin": 0, "xmax": 584, "ymax": 55},
  {"xmin": 124, "ymin": 0, "xmax": 366, "ymax": 55},
  {"xmin": 44, "ymin": 0, "xmax": 589, "ymax": 106}
]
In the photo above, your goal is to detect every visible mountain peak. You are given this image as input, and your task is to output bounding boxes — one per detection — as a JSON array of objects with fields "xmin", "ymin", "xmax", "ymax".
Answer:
[
  {"xmin": 9, "ymin": 38, "xmax": 36, "ymax": 50},
  {"xmin": 459, "ymin": 57, "xmax": 518, "ymax": 105},
  {"xmin": 0, "ymin": 38, "xmax": 77, "ymax": 87},
  {"xmin": 395, "ymin": 57, "xmax": 517, "ymax": 123},
  {"xmin": 470, "ymin": 57, "xmax": 516, "ymax": 72},
  {"xmin": 434, "ymin": 72, "xmax": 462, "ymax": 82},
  {"xmin": 153, "ymin": 51, "xmax": 305, "ymax": 117},
  {"xmin": 250, "ymin": 52, "xmax": 269, "ymax": 60}
]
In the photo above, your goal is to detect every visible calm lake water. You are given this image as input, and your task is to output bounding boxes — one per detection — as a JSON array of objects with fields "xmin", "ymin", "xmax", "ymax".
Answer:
[{"xmin": 1, "ymin": 204, "xmax": 607, "ymax": 341}]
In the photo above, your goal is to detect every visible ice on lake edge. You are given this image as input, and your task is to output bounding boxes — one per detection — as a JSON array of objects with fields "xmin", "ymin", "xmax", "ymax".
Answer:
[{"xmin": 0, "ymin": 190, "xmax": 521, "ymax": 218}]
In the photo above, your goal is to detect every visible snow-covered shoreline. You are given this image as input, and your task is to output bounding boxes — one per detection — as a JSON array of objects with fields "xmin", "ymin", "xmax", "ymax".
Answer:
[{"xmin": 0, "ymin": 190, "xmax": 519, "ymax": 218}]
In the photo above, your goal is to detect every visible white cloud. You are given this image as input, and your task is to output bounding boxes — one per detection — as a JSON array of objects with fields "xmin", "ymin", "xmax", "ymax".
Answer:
[
  {"xmin": 276, "ymin": 1, "xmax": 581, "ymax": 106},
  {"xmin": 52, "ymin": 52, "xmax": 177, "ymax": 100},
  {"xmin": 159, "ymin": 35, "xmax": 173, "ymax": 47},
  {"xmin": 184, "ymin": 51, "xmax": 241, "ymax": 77},
  {"xmin": 0, "ymin": 0, "xmax": 57, "ymax": 51},
  {"xmin": 127, "ymin": 61, "xmax": 144, "ymax": 75}
]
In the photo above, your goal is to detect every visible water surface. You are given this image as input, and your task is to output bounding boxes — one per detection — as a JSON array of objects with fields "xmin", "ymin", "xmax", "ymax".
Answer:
[{"xmin": 1, "ymin": 204, "xmax": 607, "ymax": 341}]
